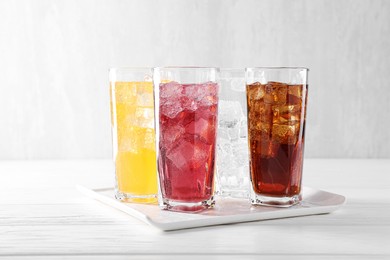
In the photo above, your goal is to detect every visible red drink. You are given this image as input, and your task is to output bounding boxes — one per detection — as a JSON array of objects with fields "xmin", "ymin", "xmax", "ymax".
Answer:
[
  {"xmin": 157, "ymin": 81, "xmax": 218, "ymax": 209},
  {"xmin": 247, "ymin": 81, "xmax": 308, "ymax": 206}
]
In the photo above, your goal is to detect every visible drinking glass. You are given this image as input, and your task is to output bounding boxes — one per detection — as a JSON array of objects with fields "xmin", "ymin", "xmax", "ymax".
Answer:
[
  {"xmin": 153, "ymin": 67, "xmax": 219, "ymax": 212},
  {"xmin": 109, "ymin": 68, "xmax": 157, "ymax": 203},
  {"xmin": 216, "ymin": 68, "xmax": 250, "ymax": 198},
  {"xmin": 246, "ymin": 67, "xmax": 308, "ymax": 207}
]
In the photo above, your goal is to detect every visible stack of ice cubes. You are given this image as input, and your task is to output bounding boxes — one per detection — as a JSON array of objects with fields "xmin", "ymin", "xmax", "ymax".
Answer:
[{"xmin": 216, "ymin": 97, "xmax": 250, "ymax": 198}]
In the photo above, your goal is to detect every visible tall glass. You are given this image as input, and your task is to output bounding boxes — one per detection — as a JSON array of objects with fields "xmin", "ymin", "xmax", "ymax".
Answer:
[
  {"xmin": 109, "ymin": 68, "xmax": 157, "ymax": 203},
  {"xmin": 153, "ymin": 67, "xmax": 219, "ymax": 212},
  {"xmin": 216, "ymin": 69, "xmax": 250, "ymax": 198},
  {"xmin": 246, "ymin": 67, "xmax": 308, "ymax": 207}
]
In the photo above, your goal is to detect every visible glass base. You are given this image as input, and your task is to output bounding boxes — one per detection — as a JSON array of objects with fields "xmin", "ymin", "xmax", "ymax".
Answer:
[
  {"xmin": 115, "ymin": 190, "xmax": 157, "ymax": 204},
  {"xmin": 160, "ymin": 197, "xmax": 215, "ymax": 213},
  {"xmin": 250, "ymin": 193, "xmax": 302, "ymax": 207}
]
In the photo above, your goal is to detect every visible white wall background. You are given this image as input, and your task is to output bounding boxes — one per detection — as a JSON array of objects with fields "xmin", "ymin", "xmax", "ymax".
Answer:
[{"xmin": 0, "ymin": 0, "xmax": 389, "ymax": 159}]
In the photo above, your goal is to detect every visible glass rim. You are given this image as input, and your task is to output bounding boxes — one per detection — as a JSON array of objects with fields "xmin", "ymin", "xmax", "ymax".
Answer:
[
  {"xmin": 154, "ymin": 66, "xmax": 219, "ymax": 71},
  {"xmin": 109, "ymin": 67, "xmax": 152, "ymax": 72},
  {"xmin": 246, "ymin": 67, "xmax": 309, "ymax": 71},
  {"xmin": 219, "ymin": 68, "xmax": 246, "ymax": 72},
  {"xmin": 219, "ymin": 68, "xmax": 245, "ymax": 79},
  {"xmin": 219, "ymin": 67, "xmax": 245, "ymax": 70}
]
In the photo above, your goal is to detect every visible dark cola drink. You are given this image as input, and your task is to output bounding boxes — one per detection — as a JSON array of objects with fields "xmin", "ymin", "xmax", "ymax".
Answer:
[{"xmin": 247, "ymin": 81, "xmax": 308, "ymax": 206}]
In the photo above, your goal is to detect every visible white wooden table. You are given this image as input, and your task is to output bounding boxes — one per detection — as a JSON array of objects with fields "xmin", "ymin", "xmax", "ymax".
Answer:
[{"xmin": 0, "ymin": 159, "xmax": 389, "ymax": 259}]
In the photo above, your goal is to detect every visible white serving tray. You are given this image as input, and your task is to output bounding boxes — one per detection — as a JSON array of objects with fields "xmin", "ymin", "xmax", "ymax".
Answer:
[{"xmin": 78, "ymin": 186, "xmax": 345, "ymax": 231}]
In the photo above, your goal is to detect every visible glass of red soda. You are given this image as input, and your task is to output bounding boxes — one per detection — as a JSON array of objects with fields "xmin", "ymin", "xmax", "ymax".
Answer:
[{"xmin": 153, "ymin": 67, "xmax": 219, "ymax": 212}]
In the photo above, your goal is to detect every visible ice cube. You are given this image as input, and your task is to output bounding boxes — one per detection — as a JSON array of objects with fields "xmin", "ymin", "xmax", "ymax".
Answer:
[
  {"xmin": 274, "ymin": 104, "xmax": 300, "ymax": 114},
  {"xmin": 123, "ymin": 108, "xmax": 137, "ymax": 127},
  {"xmin": 239, "ymin": 117, "xmax": 248, "ymax": 138},
  {"xmin": 143, "ymin": 128, "xmax": 155, "ymax": 150},
  {"xmin": 181, "ymin": 85, "xmax": 199, "ymax": 111},
  {"xmin": 203, "ymin": 82, "xmax": 218, "ymax": 97},
  {"xmin": 159, "ymin": 82, "xmax": 184, "ymax": 118},
  {"xmin": 227, "ymin": 175, "xmax": 238, "ymax": 186},
  {"xmin": 115, "ymin": 82, "xmax": 137, "ymax": 104},
  {"xmin": 272, "ymin": 105, "xmax": 301, "ymax": 124},
  {"xmin": 160, "ymin": 81, "xmax": 182, "ymax": 99},
  {"xmin": 135, "ymin": 107, "xmax": 154, "ymax": 128},
  {"xmin": 218, "ymin": 124, "xmax": 240, "ymax": 141},
  {"xmin": 197, "ymin": 104, "xmax": 218, "ymax": 120},
  {"xmin": 217, "ymin": 141, "xmax": 234, "ymax": 167},
  {"xmin": 232, "ymin": 140, "xmax": 249, "ymax": 167},
  {"xmin": 218, "ymin": 100, "xmax": 244, "ymax": 128},
  {"xmin": 247, "ymin": 82, "xmax": 265, "ymax": 101},
  {"xmin": 236, "ymin": 166, "xmax": 250, "ymax": 188},
  {"xmin": 185, "ymin": 117, "xmax": 215, "ymax": 144},
  {"xmin": 250, "ymin": 101, "xmax": 272, "ymax": 123},
  {"xmin": 180, "ymin": 82, "xmax": 218, "ymax": 109},
  {"xmin": 219, "ymin": 119, "xmax": 238, "ymax": 131},
  {"xmin": 162, "ymin": 124, "xmax": 185, "ymax": 149},
  {"xmin": 190, "ymin": 82, "xmax": 218, "ymax": 107},
  {"xmin": 218, "ymin": 167, "xmax": 241, "ymax": 189},
  {"xmin": 184, "ymin": 84, "xmax": 204, "ymax": 101},
  {"xmin": 186, "ymin": 140, "xmax": 211, "ymax": 169},
  {"xmin": 166, "ymin": 140, "xmax": 211, "ymax": 170},
  {"xmin": 242, "ymin": 166, "xmax": 250, "ymax": 185},
  {"xmin": 218, "ymin": 127, "xmax": 230, "ymax": 141},
  {"xmin": 136, "ymin": 91, "xmax": 153, "ymax": 107},
  {"xmin": 248, "ymin": 119, "xmax": 271, "ymax": 140},
  {"xmin": 181, "ymin": 95, "xmax": 198, "ymax": 111},
  {"xmin": 231, "ymin": 78, "xmax": 246, "ymax": 92},
  {"xmin": 287, "ymin": 94, "xmax": 301, "ymax": 105},
  {"xmin": 118, "ymin": 137, "xmax": 132, "ymax": 152},
  {"xmin": 219, "ymin": 175, "xmax": 228, "ymax": 186},
  {"xmin": 118, "ymin": 126, "xmax": 142, "ymax": 153},
  {"xmin": 288, "ymin": 84, "xmax": 303, "ymax": 98},
  {"xmin": 217, "ymin": 138, "xmax": 233, "ymax": 152},
  {"xmin": 263, "ymin": 82, "xmax": 288, "ymax": 105},
  {"xmin": 160, "ymin": 100, "xmax": 183, "ymax": 119},
  {"xmin": 272, "ymin": 123, "xmax": 300, "ymax": 144},
  {"xmin": 200, "ymin": 93, "xmax": 218, "ymax": 107},
  {"xmin": 166, "ymin": 141, "xmax": 192, "ymax": 170},
  {"xmin": 217, "ymin": 159, "xmax": 235, "ymax": 178}
]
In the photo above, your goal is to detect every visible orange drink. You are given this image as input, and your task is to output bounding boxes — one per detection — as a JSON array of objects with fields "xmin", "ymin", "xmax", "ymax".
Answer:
[{"xmin": 109, "ymin": 69, "xmax": 157, "ymax": 203}]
